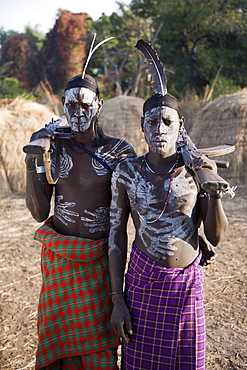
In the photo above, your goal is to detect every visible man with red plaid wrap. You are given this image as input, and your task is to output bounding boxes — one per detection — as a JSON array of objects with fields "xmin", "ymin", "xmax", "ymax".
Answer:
[{"xmin": 25, "ymin": 74, "xmax": 136, "ymax": 369}]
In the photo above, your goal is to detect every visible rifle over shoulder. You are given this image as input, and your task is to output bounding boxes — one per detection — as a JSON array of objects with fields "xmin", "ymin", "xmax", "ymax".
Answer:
[{"xmin": 177, "ymin": 127, "xmax": 236, "ymax": 199}]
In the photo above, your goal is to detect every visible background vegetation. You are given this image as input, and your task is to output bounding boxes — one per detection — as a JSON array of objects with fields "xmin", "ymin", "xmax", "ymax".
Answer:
[{"xmin": 0, "ymin": 0, "xmax": 246, "ymax": 107}]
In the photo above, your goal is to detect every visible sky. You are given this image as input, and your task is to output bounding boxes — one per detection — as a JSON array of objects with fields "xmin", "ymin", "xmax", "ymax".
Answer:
[{"xmin": 0, "ymin": 0, "xmax": 131, "ymax": 34}]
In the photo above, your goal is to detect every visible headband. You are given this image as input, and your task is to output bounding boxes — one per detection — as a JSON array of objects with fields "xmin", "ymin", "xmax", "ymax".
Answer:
[
  {"xmin": 64, "ymin": 74, "xmax": 100, "ymax": 96},
  {"xmin": 143, "ymin": 93, "xmax": 182, "ymax": 117}
]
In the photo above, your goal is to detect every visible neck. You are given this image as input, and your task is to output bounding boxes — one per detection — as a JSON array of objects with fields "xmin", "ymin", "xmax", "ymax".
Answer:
[
  {"xmin": 74, "ymin": 126, "xmax": 96, "ymax": 146},
  {"xmin": 148, "ymin": 147, "xmax": 176, "ymax": 164},
  {"xmin": 146, "ymin": 150, "xmax": 178, "ymax": 175}
]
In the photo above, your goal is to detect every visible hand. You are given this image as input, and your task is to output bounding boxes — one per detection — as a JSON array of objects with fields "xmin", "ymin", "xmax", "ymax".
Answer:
[
  {"xmin": 30, "ymin": 127, "xmax": 54, "ymax": 142},
  {"xmin": 25, "ymin": 153, "xmax": 38, "ymax": 170},
  {"xmin": 192, "ymin": 154, "xmax": 217, "ymax": 173},
  {"xmin": 199, "ymin": 234, "xmax": 216, "ymax": 266},
  {"xmin": 111, "ymin": 297, "xmax": 132, "ymax": 343}
]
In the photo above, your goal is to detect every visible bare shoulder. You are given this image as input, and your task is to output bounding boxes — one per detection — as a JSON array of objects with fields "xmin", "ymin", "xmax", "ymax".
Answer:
[
  {"xmin": 104, "ymin": 135, "xmax": 137, "ymax": 158},
  {"xmin": 114, "ymin": 155, "xmax": 143, "ymax": 174}
]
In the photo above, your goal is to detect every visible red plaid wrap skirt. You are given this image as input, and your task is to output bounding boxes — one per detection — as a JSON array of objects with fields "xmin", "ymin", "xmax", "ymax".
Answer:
[{"xmin": 34, "ymin": 217, "xmax": 119, "ymax": 369}]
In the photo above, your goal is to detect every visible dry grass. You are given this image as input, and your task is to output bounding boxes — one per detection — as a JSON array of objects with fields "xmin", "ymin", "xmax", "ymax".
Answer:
[
  {"xmin": 0, "ymin": 98, "xmax": 58, "ymax": 193},
  {"xmin": 189, "ymin": 89, "xmax": 247, "ymax": 185},
  {"xmin": 0, "ymin": 187, "xmax": 246, "ymax": 369}
]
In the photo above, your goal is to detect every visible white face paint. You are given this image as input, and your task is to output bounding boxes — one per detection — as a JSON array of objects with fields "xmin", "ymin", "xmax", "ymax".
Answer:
[
  {"xmin": 143, "ymin": 106, "xmax": 180, "ymax": 154},
  {"xmin": 63, "ymin": 87, "xmax": 99, "ymax": 133}
]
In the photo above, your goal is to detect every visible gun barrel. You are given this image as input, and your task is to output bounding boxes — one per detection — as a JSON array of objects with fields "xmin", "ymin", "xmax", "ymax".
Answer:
[
  {"xmin": 195, "ymin": 168, "xmax": 230, "ymax": 192},
  {"xmin": 215, "ymin": 160, "xmax": 229, "ymax": 169}
]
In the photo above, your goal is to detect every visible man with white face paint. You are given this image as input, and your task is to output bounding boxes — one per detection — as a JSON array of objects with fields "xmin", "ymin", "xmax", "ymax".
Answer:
[
  {"xmin": 108, "ymin": 92, "xmax": 228, "ymax": 370},
  {"xmin": 25, "ymin": 74, "xmax": 136, "ymax": 369}
]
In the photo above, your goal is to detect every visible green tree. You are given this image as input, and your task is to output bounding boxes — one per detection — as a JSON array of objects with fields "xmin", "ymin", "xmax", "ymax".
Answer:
[
  {"xmin": 24, "ymin": 26, "xmax": 45, "ymax": 51},
  {"xmin": 0, "ymin": 77, "xmax": 26, "ymax": 98},
  {"xmin": 131, "ymin": 0, "xmax": 247, "ymax": 98},
  {"xmin": 86, "ymin": 3, "xmax": 162, "ymax": 99}
]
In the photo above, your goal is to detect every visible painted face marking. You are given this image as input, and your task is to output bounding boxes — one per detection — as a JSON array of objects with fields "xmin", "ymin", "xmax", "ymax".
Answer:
[
  {"xmin": 143, "ymin": 106, "xmax": 180, "ymax": 154},
  {"xmin": 63, "ymin": 87, "xmax": 98, "ymax": 133},
  {"xmin": 51, "ymin": 147, "xmax": 73, "ymax": 178},
  {"xmin": 55, "ymin": 195, "xmax": 79, "ymax": 226},
  {"xmin": 80, "ymin": 207, "xmax": 110, "ymax": 233}
]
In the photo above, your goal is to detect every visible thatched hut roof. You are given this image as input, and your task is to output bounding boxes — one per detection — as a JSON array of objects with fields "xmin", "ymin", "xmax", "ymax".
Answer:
[
  {"xmin": 99, "ymin": 96, "xmax": 147, "ymax": 156},
  {"xmin": 0, "ymin": 98, "xmax": 57, "ymax": 193},
  {"xmin": 189, "ymin": 89, "xmax": 247, "ymax": 185}
]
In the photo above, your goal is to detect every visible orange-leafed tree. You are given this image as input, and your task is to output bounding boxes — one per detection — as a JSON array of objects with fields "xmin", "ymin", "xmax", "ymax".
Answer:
[
  {"xmin": 1, "ymin": 32, "xmax": 41, "ymax": 90},
  {"xmin": 42, "ymin": 9, "xmax": 90, "ymax": 93}
]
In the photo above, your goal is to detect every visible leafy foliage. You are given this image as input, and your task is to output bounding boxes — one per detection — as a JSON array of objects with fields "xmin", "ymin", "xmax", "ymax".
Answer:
[
  {"xmin": 85, "ymin": 4, "xmax": 157, "ymax": 99},
  {"xmin": 131, "ymin": 0, "xmax": 247, "ymax": 98},
  {"xmin": 0, "ymin": 2, "xmax": 246, "ymax": 101},
  {"xmin": 0, "ymin": 77, "xmax": 29, "ymax": 99}
]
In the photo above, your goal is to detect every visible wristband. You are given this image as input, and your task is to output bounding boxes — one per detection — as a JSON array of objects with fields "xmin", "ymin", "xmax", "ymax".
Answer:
[
  {"xmin": 36, "ymin": 165, "xmax": 45, "ymax": 174},
  {"xmin": 209, "ymin": 191, "xmax": 223, "ymax": 199}
]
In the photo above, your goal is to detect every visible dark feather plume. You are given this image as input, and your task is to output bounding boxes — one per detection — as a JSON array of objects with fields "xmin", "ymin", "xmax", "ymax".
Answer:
[{"xmin": 135, "ymin": 39, "xmax": 167, "ymax": 95}]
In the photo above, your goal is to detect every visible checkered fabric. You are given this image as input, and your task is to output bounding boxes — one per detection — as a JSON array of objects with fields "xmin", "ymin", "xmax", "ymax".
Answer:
[
  {"xmin": 34, "ymin": 217, "xmax": 119, "ymax": 369},
  {"xmin": 122, "ymin": 243, "xmax": 206, "ymax": 370},
  {"xmin": 42, "ymin": 348, "xmax": 118, "ymax": 369}
]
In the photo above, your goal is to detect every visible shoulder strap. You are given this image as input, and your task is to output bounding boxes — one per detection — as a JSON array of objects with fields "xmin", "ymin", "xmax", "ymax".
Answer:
[{"xmin": 71, "ymin": 138, "xmax": 113, "ymax": 174}]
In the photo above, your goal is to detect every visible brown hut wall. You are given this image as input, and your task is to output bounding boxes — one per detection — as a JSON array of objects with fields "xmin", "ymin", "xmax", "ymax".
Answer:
[{"xmin": 189, "ymin": 89, "xmax": 247, "ymax": 185}]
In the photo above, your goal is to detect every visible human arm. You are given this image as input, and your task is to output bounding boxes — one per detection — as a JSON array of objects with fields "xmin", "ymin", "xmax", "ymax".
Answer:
[
  {"xmin": 193, "ymin": 156, "xmax": 228, "ymax": 246},
  {"xmin": 199, "ymin": 234, "xmax": 216, "ymax": 266},
  {"xmin": 108, "ymin": 165, "xmax": 133, "ymax": 343},
  {"xmin": 25, "ymin": 128, "xmax": 54, "ymax": 221},
  {"xmin": 200, "ymin": 191, "xmax": 228, "ymax": 246}
]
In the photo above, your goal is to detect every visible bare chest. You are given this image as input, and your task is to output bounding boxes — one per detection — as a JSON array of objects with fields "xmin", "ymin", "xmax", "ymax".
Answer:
[{"xmin": 128, "ymin": 166, "xmax": 198, "ymax": 217}]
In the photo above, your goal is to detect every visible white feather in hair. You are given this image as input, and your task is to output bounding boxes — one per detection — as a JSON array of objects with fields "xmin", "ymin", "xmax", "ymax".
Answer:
[{"xmin": 82, "ymin": 33, "xmax": 114, "ymax": 79}]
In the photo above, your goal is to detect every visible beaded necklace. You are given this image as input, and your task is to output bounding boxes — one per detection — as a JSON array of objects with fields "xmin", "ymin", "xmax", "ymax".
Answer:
[{"xmin": 133, "ymin": 152, "xmax": 179, "ymax": 224}]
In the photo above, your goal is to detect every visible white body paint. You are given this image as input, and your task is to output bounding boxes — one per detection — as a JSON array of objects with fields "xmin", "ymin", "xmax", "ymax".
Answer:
[
  {"xmin": 55, "ymin": 195, "xmax": 79, "ymax": 226},
  {"xmin": 92, "ymin": 140, "xmax": 133, "ymax": 175},
  {"xmin": 51, "ymin": 147, "xmax": 73, "ymax": 178},
  {"xmin": 110, "ymin": 159, "xmax": 198, "ymax": 260},
  {"xmin": 81, "ymin": 207, "xmax": 110, "ymax": 233}
]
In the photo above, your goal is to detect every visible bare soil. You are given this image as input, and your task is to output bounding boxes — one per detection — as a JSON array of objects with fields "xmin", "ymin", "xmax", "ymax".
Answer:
[{"xmin": 0, "ymin": 187, "xmax": 246, "ymax": 369}]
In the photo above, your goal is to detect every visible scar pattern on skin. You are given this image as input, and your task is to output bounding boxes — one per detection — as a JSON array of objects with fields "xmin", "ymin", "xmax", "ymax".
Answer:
[
  {"xmin": 51, "ymin": 147, "xmax": 73, "ymax": 178},
  {"xmin": 80, "ymin": 207, "xmax": 110, "ymax": 233},
  {"xmin": 55, "ymin": 195, "xmax": 79, "ymax": 226},
  {"xmin": 92, "ymin": 140, "xmax": 134, "ymax": 176},
  {"xmin": 110, "ymin": 160, "xmax": 197, "ymax": 259}
]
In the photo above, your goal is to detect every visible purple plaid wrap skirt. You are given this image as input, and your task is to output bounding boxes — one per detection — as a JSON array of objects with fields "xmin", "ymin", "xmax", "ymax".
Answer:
[{"xmin": 122, "ymin": 243, "xmax": 206, "ymax": 370}]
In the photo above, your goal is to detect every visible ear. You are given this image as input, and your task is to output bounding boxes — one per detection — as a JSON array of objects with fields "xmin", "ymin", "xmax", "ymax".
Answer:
[
  {"xmin": 179, "ymin": 116, "xmax": 185, "ymax": 129},
  {"xmin": 97, "ymin": 99, "xmax": 103, "ymax": 114},
  {"xmin": 61, "ymin": 95, "xmax": 65, "ymax": 105},
  {"xmin": 141, "ymin": 117, "xmax": 144, "ymax": 132}
]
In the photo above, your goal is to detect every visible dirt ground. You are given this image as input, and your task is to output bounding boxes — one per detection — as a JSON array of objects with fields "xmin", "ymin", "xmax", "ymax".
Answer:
[{"xmin": 0, "ymin": 186, "xmax": 246, "ymax": 370}]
